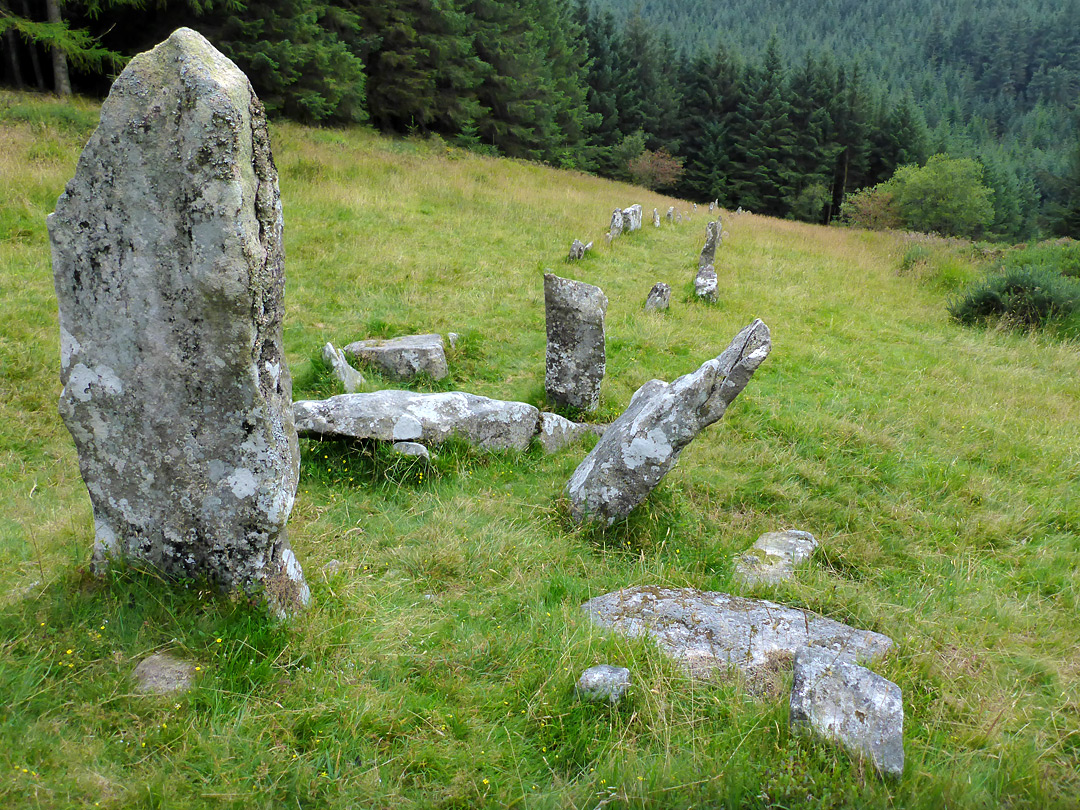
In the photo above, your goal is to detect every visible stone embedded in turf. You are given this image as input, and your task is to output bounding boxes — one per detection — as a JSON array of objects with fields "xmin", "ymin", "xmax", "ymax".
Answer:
[
  {"xmin": 133, "ymin": 653, "xmax": 197, "ymax": 695},
  {"xmin": 790, "ymin": 646, "xmax": 905, "ymax": 777},
  {"xmin": 734, "ymin": 530, "xmax": 819, "ymax": 586},
  {"xmin": 694, "ymin": 265, "xmax": 718, "ymax": 302},
  {"xmin": 344, "ymin": 333, "xmax": 448, "ymax": 382},
  {"xmin": 322, "ymin": 342, "xmax": 365, "ymax": 393},
  {"xmin": 644, "ymin": 282, "xmax": 671, "ymax": 312},
  {"xmin": 566, "ymin": 319, "xmax": 770, "ymax": 525},
  {"xmin": 544, "ymin": 273, "xmax": 608, "ymax": 413},
  {"xmin": 576, "ymin": 664, "xmax": 632, "ymax": 705},
  {"xmin": 48, "ymin": 27, "xmax": 307, "ymax": 616}
]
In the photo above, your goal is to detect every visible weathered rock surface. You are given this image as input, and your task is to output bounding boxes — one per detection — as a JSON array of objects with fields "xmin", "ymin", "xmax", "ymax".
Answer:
[
  {"xmin": 609, "ymin": 209, "xmax": 624, "ymax": 239},
  {"xmin": 568, "ymin": 239, "xmax": 592, "ymax": 260},
  {"xmin": 622, "ymin": 204, "xmax": 643, "ymax": 232},
  {"xmin": 48, "ymin": 28, "xmax": 307, "ymax": 613},
  {"xmin": 567, "ymin": 320, "xmax": 770, "ymax": 524},
  {"xmin": 582, "ymin": 587, "xmax": 893, "ymax": 680},
  {"xmin": 344, "ymin": 334, "xmax": 448, "ymax": 382},
  {"xmin": 392, "ymin": 441, "xmax": 430, "ymax": 459},
  {"xmin": 294, "ymin": 391, "xmax": 539, "ymax": 451},
  {"xmin": 537, "ymin": 411, "xmax": 595, "ymax": 455},
  {"xmin": 322, "ymin": 342, "xmax": 364, "ymax": 393},
  {"xmin": 694, "ymin": 265, "xmax": 718, "ymax": 302},
  {"xmin": 576, "ymin": 665, "xmax": 631, "ymax": 705},
  {"xmin": 644, "ymin": 282, "xmax": 671, "ymax": 312},
  {"xmin": 735, "ymin": 530, "xmax": 818, "ymax": 586},
  {"xmin": 132, "ymin": 653, "xmax": 197, "ymax": 695},
  {"xmin": 652, "ymin": 208, "xmax": 660, "ymax": 227},
  {"xmin": 699, "ymin": 220, "xmax": 720, "ymax": 268},
  {"xmin": 790, "ymin": 647, "xmax": 905, "ymax": 777},
  {"xmin": 544, "ymin": 273, "xmax": 607, "ymax": 412}
]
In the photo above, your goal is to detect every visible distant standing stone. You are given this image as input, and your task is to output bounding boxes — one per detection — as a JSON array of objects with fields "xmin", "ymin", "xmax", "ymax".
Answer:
[
  {"xmin": 675, "ymin": 211, "xmax": 683, "ymax": 224},
  {"xmin": 699, "ymin": 220, "xmax": 720, "ymax": 269},
  {"xmin": 694, "ymin": 265, "xmax": 718, "ymax": 302},
  {"xmin": 544, "ymin": 273, "xmax": 607, "ymax": 412},
  {"xmin": 666, "ymin": 206, "xmax": 674, "ymax": 222},
  {"xmin": 568, "ymin": 239, "xmax": 592, "ymax": 260},
  {"xmin": 653, "ymin": 208, "xmax": 660, "ymax": 227},
  {"xmin": 344, "ymin": 334, "xmax": 448, "ymax": 382},
  {"xmin": 133, "ymin": 653, "xmax": 197, "ymax": 695},
  {"xmin": 609, "ymin": 208, "xmax": 624, "ymax": 239},
  {"xmin": 622, "ymin": 204, "xmax": 643, "ymax": 231},
  {"xmin": 709, "ymin": 201, "xmax": 715, "ymax": 213},
  {"xmin": 735, "ymin": 530, "xmax": 818, "ymax": 585},
  {"xmin": 790, "ymin": 647, "xmax": 905, "ymax": 777},
  {"xmin": 576, "ymin": 665, "xmax": 631, "ymax": 705},
  {"xmin": 644, "ymin": 282, "xmax": 671, "ymax": 312},
  {"xmin": 567, "ymin": 320, "xmax": 770, "ymax": 524},
  {"xmin": 48, "ymin": 28, "xmax": 307, "ymax": 615},
  {"xmin": 322, "ymin": 342, "xmax": 364, "ymax": 393}
]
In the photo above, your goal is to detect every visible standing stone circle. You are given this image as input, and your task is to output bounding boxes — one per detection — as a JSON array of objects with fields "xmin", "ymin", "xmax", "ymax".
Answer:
[
  {"xmin": 544, "ymin": 272, "xmax": 607, "ymax": 412},
  {"xmin": 48, "ymin": 28, "xmax": 308, "ymax": 615}
]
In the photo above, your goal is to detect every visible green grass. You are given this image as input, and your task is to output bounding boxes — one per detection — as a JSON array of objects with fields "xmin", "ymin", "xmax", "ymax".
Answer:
[{"xmin": 1, "ymin": 90, "xmax": 1079, "ymax": 808}]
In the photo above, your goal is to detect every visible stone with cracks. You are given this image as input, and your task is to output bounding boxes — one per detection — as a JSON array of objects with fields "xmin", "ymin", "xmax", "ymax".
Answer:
[
  {"xmin": 652, "ymin": 208, "xmax": 660, "ymax": 227},
  {"xmin": 322, "ymin": 342, "xmax": 364, "ymax": 393},
  {"xmin": 567, "ymin": 320, "xmax": 770, "ymax": 524},
  {"xmin": 568, "ymin": 239, "xmax": 592, "ymax": 260},
  {"xmin": 622, "ymin": 204, "xmax": 643, "ymax": 231},
  {"xmin": 790, "ymin": 647, "xmax": 905, "ymax": 777},
  {"xmin": 537, "ymin": 411, "xmax": 595, "ymax": 454},
  {"xmin": 294, "ymin": 391, "xmax": 539, "ymax": 451},
  {"xmin": 544, "ymin": 273, "xmax": 607, "ymax": 412},
  {"xmin": 344, "ymin": 334, "xmax": 448, "ymax": 382},
  {"xmin": 609, "ymin": 208, "xmax": 624, "ymax": 239},
  {"xmin": 576, "ymin": 665, "xmax": 631, "ymax": 705},
  {"xmin": 48, "ymin": 28, "xmax": 307, "ymax": 615},
  {"xmin": 582, "ymin": 586, "xmax": 893, "ymax": 680},
  {"xmin": 699, "ymin": 220, "xmax": 720, "ymax": 268},
  {"xmin": 735, "ymin": 529, "xmax": 818, "ymax": 585},
  {"xmin": 644, "ymin": 282, "xmax": 671, "ymax": 312},
  {"xmin": 694, "ymin": 265, "xmax": 718, "ymax": 302}
]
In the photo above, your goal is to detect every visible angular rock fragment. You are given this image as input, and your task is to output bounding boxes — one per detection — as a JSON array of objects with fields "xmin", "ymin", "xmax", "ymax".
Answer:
[
  {"xmin": 544, "ymin": 273, "xmax": 607, "ymax": 412},
  {"xmin": 694, "ymin": 265, "xmax": 718, "ymax": 302},
  {"xmin": 622, "ymin": 204, "xmax": 643, "ymax": 232},
  {"xmin": 582, "ymin": 586, "xmax": 893, "ymax": 680},
  {"xmin": 790, "ymin": 647, "xmax": 905, "ymax": 777},
  {"xmin": 48, "ymin": 28, "xmax": 307, "ymax": 614},
  {"xmin": 568, "ymin": 239, "xmax": 592, "ymax": 260},
  {"xmin": 537, "ymin": 411, "xmax": 595, "ymax": 454},
  {"xmin": 609, "ymin": 208, "xmax": 624, "ymax": 239},
  {"xmin": 322, "ymin": 342, "xmax": 364, "ymax": 393},
  {"xmin": 644, "ymin": 282, "xmax": 671, "ymax": 312},
  {"xmin": 344, "ymin": 334, "xmax": 448, "ymax": 382},
  {"xmin": 699, "ymin": 220, "xmax": 720, "ymax": 268},
  {"xmin": 735, "ymin": 530, "xmax": 818, "ymax": 586},
  {"xmin": 567, "ymin": 320, "xmax": 770, "ymax": 524},
  {"xmin": 576, "ymin": 665, "xmax": 631, "ymax": 705},
  {"xmin": 294, "ymin": 391, "xmax": 539, "ymax": 451}
]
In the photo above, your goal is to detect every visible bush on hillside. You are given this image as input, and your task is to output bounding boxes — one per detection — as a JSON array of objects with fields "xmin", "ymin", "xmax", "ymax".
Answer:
[
  {"xmin": 948, "ymin": 266, "xmax": 1080, "ymax": 331},
  {"xmin": 839, "ymin": 185, "xmax": 902, "ymax": 230}
]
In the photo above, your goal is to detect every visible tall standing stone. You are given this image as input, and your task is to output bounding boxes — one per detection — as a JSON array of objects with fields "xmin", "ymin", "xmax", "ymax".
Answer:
[
  {"xmin": 544, "ymin": 273, "xmax": 607, "ymax": 412},
  {"xmin": 48, "ymin": 28, "xmax": 308, "ymax": 615},
  {"xmin": 699, "ymin": 220, "xmax": 720, "ymax": 268},
  {"xmin": 652, "ymin": 207, "xmax": 660, "ymax": 227}
]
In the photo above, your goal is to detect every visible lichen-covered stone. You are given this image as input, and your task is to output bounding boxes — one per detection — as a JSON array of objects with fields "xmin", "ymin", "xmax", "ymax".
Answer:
[
  {"xmin": 699, "ymin": 220, "xmax": 720, "ymax": 268},
  {"xmin": 536, "ymin": 411, "xmax": 594, "ymax": 454},
  {"xmin": 344, "ymin": 333, "xmax": 448, "ymax": 382},
  {"xmin": 694, "ymin": 265, "xmax": 718, "ymax": 302},
  {"xmin": 666, "ymin": 206, "xmax": 674, "ymax": 222},
  {"xmin": 735, "ymin": 530, "xmax": 818, "ymax": 585},
  {"xmin": 644, "ymin": 282, "xmax": 671, "ymax": 312},
  {"xmin": 48, "ymin": 28, "xmax": 307, "ymax": 614},
  {"xmin": 652, "ymin": 208, "xmax": 660, "ymax": 227},
  {"xmin": 392, "ymin": 441, "xmax": 430, "ymax": 459},
  {"xmin": 576, "ymin": 665, "xmax": 631, "ymax": 705},
  {"xmin": 609, "ymin": 209, "xmax": 624, "ymax": 239},
  {"xmin": 567, "ymin": 320, "xmax": 770, "ymax": 524},
  {"xmin": 622, "ymin": 204, "xmax": 642, "ymax": 232},
  {"xmin": 544, "ymin": 273, "xmax": 607, "ymax": 412}
]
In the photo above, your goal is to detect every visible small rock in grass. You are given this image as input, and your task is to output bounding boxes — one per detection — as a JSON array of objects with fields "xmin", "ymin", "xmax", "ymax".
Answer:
[
  {"xmin": 322, "ymin": 559, "xmax": 344, "ymax": 574},
  {"xmin": 576, "ymin": 665, "xmax": 631, "ymax": 705},
  {"xmin": 790, "ymin": 646, "xmax": 905, "ymax": 777},
  {"xmin": 734, "ymin": 530, "xmax": 818, "ymax": 586},
  {"xmin": 447, "ymin": 332, "xmax": 460, "ymax": 349},
  {"xmin": 344, "ymin": 334, "xmax": 448, "ymax": 382},
  {"xmin": 536, "ymin": 412, "xmax": 593, "ymax": 454},
  {"xmin": 644, "ymin": 283, "xmax": 671, "ymax": 312},
  {"xmin": 392, "ymin": 441, "xmax": 430, "ymax": 460},
  {"xmin": 322, "ymin": 342, "xmax": 365, "ymax": 393},
  {"xmin": 133, "ymin": 653, "xmax": 197, "ymax": 695}
]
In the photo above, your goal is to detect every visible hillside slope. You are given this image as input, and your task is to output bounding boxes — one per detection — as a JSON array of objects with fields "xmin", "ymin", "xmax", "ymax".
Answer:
[{"xmin": 1, "ymin": 92, "xmax": 1078, "ymax": 808}]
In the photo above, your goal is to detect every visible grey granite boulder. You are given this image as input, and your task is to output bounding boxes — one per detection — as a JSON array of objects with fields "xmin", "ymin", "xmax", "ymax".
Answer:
[
  {"xmin": 735, "ymin": 530, "xmax": 818, "ymax": 586},
  {"xmin": 568, "ymin": 239, "xmax": 592, "ymax": 260},
  {"xmin": 576, "ymin": 665, "xmax": 631, "ymax": 705},
  {"xmin": 567, "ymin": 320, "xmax": 770, "ymax": 525},
  {"xmin": 609, "ymin": 208, "xmax": 624, "ymax": 239},
  {"xmin": 537, "ymin": 411, "xmax": 595, "ymax": 454},
  {"xmin": 582, "ymin": 586, "xmax": 893, "ymax": 680},
  {"xmin": 699, "ymin": 220, "xmax": 720, "ymax": 268},
  {"xmin": 133, "ymin": 653, "xmax": 197, "ymax": 695},
  {"xmin": 294, "ymin": 390, "xmax": 539, "ymax": 451},
  {"xmin": 544, "ymin": 273, "xmax": 607, "ymax": 412},
  {"xmin": 790, "ymin": 647, "xmax": 905, "ymax": 777},
  {"xmin": 622, "ymin": 204, "xmax": 643, "ymax": 232},
  {"xmin": 694, "ymin": 265, "xmax": 718, "ymax": 302},
  {"xmin": 644, "ymin": 282, "xmax": 671, "ymax": 312},
  {"xmin": 48, "ymin": 28, "xmax": 307, "ymax": 615},
  {"xmin": 344, "ymin": 334, "xmax": 448, "ymax": 382},
  {"xmin": 322, "ymin": 342, "xmax": 364, "ymax": 393}
]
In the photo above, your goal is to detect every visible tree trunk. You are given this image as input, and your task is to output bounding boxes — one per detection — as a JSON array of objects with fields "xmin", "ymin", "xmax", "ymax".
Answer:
[
  {"xmin": 44, "ymin": 0, "xmax": 71, "ymax": 96},
  {"xmin": 0, "ymin": 2, "xmax": 24, "ymax": 89},
  {"xmin": 20, "ymin": 0, "xmax": 46, "ymax": 89}
]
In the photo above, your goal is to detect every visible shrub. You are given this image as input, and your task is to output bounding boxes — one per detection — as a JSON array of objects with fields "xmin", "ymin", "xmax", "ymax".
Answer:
[
  {"xmin": 627, "ymin": 147, "xmax": 685, "ymax": 191},
  {"xmin": 889, "ymin": 155, "xmax": 995, "ymax": 239},
  {"xmin": 948, "ymin": 266, "xmax": 1080, "ymax": 331},
  {"xmin": 839, "ymin": 185, "xmax": 901, "ymax": 229}
]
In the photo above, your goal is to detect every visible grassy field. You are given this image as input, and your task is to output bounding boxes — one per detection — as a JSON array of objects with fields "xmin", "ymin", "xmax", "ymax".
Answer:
[{"xmin": 1, "ymin": 90, "xmax": 1078, "ymax": 809}]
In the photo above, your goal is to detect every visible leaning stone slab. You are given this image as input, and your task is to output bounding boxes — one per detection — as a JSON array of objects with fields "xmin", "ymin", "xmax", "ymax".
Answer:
[
  {"xmin": 699, "ymin": 220, "xmax": 720, "ymax": 268},
  {"xmin": 48, "ymin": 28, "xmax": 307, "ymax": 615},
  {"xmin": 544, "ymin": 273, "xmax": 607, "ymax": 412},
  {"xmin": 694, "ymin": 265, "xmax": 718, "ymax": 302},
  {"xmin": 790, "ymin": 647, "xmax": 904, "ymax": 777},
  {"xmin": 132, "ymin": 653, "xmax": 197, "ymax": 695},
  {"xmin": 582, "ymin": 586, "xmax": 893, "ymax": 680},
  {"xmin": 735, "ymin": 530, "xmax": 818, "ymax": 586},
  {"xmin": 294, "ymin": 391, "xmax": 539, "ymax": 451},
  {"xmin": 537, "ymin": 411, "xmax": 594, "ymax": 454},
  {"xmin": 644, "ymin": 282, "xmax": 671, "ymax": 312},
  {"xmin": 576, "ymin": 664, "xmax": 631, "ymax": 705},
  {"xmin": 567, "ymin": 320, "xmax": 770, "ymax": 525},
  {"xmin": 322, "ymin": 342, "xmax": 364, "ymax": 393},
  {"xmin": 568, "ymin": 239, "xmax": 592, "ymax": 260},
  {"xmin": 622, "ymin": 204, "xmax": 643, "ymax": 232},
  {"xmin": 344, "ymin": 334, "xmax": 448, "ymax": 382}
]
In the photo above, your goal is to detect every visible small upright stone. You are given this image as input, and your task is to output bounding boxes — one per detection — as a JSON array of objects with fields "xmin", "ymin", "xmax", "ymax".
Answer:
[
  {"xmin": 622, "ymin": 204, "xmax": 643, "ymax": 232},
  {"xmin": 48, "ymin": 28, "xmax": 307, "ymax": 615},
  {"xmin": 694, "ymin": 265, "xmax": 718, "ymax": 302},
  {"xmin": 576, "ymin": 665, "xmax": 631, "ymax": 705},
  {"xmin": 699, "ymin": 220, "xmax": 720, "ymax": 269},
  {"xmin": 709, "ymin": 201, "xmax": 715, "ymax": 213},
  {"xmin": 568, "ymin": 239, "xmax": 592, "ymax": 261},
  {"xmin": 322, "ymin": 342, "xmax": 364, "ymax": 393},
  {"xmin": 644, "ymin": 282, "xmax": 671, "ymax": 312},
  {"xmin": 544, "ymin": 272, "xmax": 607, "ymax": 412},
  {"xmin": 344, "ymin": 334, "xmax": 448, "ymax": 381},
  {"xmin": 666, "ymin": 206, "xmax": 674, "ymax": 222},
  {"xmin": 652, "ymin": 207, "xmax": 660, "ymax": 227},
  {"xmin": 609, "ymin": 208, "xmax": 624, "ymax": 239}
]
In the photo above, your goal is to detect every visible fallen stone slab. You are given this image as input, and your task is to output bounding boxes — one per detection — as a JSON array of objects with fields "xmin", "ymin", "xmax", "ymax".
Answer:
[
  {"xmin": 537, "ymin": 412, "xmax": 596, "ymax": 455},
  {"xmin": 294, "ymin": 390, "xmax": 539, "ymax": 451},
  {"xmin": 133, "ymin": 653, "xmax": 197, "ymax": 695},
  {"xmin": 567, "ymin": 320, "xmax": 770, "ymax": 525},
  {"xmin": 344, "ymin": 334, "xmax": 448, "ymax": 382},
  {"xmin": 576, "ymin": 664, "xmax": 631, "ymax": 705},
  {"xmin": 735, "ymin": 530, "xmax": 818, "ymax": 586},
  {"xmin": 644, "ymin": 282, "xmax": 671, "ymax": 312},
  {"xmin": 694, "ymin": 265, "xmax": 718, "ymax": 302},
  {"xmin": 323, "ymin": 342, "xmax": 364, "ymax": 393},
  {"xmin": 544, "ymin": 273, "xmax": 607, "ymax": 412},
  {"xmin": 790, "ymin": 647, "xmax": 905, "ymax": 777},
  {"xmin": 582, "ymin": 586, "xmax": 893, "ymax": 681}
]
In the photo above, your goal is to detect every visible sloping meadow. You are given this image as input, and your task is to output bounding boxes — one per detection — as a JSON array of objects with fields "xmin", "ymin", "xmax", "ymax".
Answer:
[{"xmin": 1, "ymin": 92, "xmax": 1078, "ymax": 808}]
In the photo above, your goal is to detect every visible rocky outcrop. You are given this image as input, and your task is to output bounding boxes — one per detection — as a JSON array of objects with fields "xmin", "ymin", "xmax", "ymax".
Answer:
[
  {"xmin": 544, "ymin": 273, "xmax": 607, "ymax": 412},
  {"xmin": 344, "ymin": 334, "xmax": 448, "ymax": 382}
]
